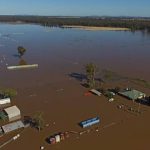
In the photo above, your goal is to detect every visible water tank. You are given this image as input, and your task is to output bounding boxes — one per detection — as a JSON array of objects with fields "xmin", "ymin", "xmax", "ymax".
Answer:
[{"xmin": 55, "ymin": 135, "xmax": 61, "ymax": 143}]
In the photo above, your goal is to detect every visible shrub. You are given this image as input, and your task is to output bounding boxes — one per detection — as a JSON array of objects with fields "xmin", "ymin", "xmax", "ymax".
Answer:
[{"xmin": 0, "ymin": 88, "xmax": 17, "ymax": 98}]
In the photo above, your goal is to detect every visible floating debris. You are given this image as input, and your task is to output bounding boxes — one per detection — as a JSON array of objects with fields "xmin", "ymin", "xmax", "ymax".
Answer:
[
  {"xmin": 48, "ymin": 131, "xmax": 69, "ymax": 144},
  {"xmin": 84, "ymin": 92, "xmax": 92, "ymax": 96},
  {"xmin": 45, "ymin": 124, "xmax": 49, "ymax": 127},
  {"xmin": 56, "ymin": 89, "xmax": 64, "ymax": 92},
  {"xmin": 40, "ymin": 146, "xmax": 45, "ymax": 150},
  {"xmin": 0, "ymin": 134, "xmax": 20, "ymax": 149},
  {"xmin": 29, "ymin": 94, "xmax": 37, "ymax": 97}
]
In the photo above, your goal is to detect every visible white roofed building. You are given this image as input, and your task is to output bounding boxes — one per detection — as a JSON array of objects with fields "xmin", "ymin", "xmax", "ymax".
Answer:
[
  {"xmin": 4, "ymin": 105, "xmax": 21, "ymax": 122},
  {"xmin": 0, "ymin": 98, "xmax": 11, "ymax": 105}
]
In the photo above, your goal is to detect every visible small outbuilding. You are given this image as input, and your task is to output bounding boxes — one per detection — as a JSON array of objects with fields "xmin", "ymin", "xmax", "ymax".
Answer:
[
  {"xmin": 0, "ymin": 98, "xmax": 11, "ymax": 105},
  {"xmin": 119, "ymin": 89, "xmax": 146, "ymax": 101},
  {"xmin": 4, "ymin": 105, "xmax": 21, "ymax": 122},
  {"xmin": 1, "ymin": 120, "xmax": 24, "ymax": 134},
  {"xmin": 90, "ymin": 89, "xmax": 101, "ymax": 96}
]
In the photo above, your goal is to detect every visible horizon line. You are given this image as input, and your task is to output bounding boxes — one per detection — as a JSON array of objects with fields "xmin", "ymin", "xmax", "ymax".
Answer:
[{"xmin": 0, "ymin": 14, "xmax": 150, "ymax": 18}]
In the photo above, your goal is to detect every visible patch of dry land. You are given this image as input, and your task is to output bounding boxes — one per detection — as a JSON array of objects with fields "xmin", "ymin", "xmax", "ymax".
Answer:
[{"xmin": 63, "ymin": 25, "xmax": 130, "ymax": 31}]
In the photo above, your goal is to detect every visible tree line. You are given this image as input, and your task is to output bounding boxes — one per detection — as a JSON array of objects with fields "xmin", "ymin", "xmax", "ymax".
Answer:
[{"xmin": 0, "ymin": 15, "xmax": 150, "ymax": 32}]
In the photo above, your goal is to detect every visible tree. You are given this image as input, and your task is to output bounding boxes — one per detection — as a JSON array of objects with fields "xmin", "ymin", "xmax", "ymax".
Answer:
[
  {"xmin": 114, "ymin": 86, "xmax": 121, "ymax": 93},
  {"xmin": 104, "ymin": 91, "xmax": 113, "ymax": 99},
  {"xmin": 17, "ymin": 46, "xmax": 26, "ymax": 57},
  {"xmin": 100, "ymin": 87, "xmax": 107, "ymax": 95},
  {"xmin": 85, "ymin": 63, "xmax": 97, "ymax": 88},
  {"xmin": 33, "ymin": 112, "xmax": 44, "ymax": 132},
  {"xmin": 0, "ymin": 88, "xmax": 17, "ymax": 98}
]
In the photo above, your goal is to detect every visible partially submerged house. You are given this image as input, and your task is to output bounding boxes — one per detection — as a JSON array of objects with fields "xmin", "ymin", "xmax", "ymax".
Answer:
[
  {"xmin": 1, "ymin": 120, "xmax": 24, "ymax": 134},
  {"xmin": 4, "ymin": 105, "xmax": 21, "ymax": 122},
  {"xmin": 119, "ymin": 89, "xmax": 146, "ymax": 101}
]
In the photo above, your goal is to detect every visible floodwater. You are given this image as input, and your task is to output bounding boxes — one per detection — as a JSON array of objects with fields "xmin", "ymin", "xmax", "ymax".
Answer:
[
  {"xmin": 0, "ymin": 23, "xmax": 150, "ymax": 87},
  {"xmin": 0, "ymin": 23, "xmax": 150, "ymax": 150}
]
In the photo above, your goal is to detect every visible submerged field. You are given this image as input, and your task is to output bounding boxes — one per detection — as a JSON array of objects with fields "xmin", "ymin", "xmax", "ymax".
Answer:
[{"xmin": 0, "ymin": 23, "xmax": 150, "ymax": 150}]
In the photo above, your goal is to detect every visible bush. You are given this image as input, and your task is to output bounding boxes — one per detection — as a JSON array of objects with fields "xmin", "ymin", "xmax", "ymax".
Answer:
[
  {"xmin": 0, "ymin": 88, "xmax": 17, "ymax": 98},
  {"xmin": 114, "ymin": 86, "xmax": 121, "ymax": 93},
  {"xmin": 104, "ymin": 92, "xmax": 113, "ymax": 99}
]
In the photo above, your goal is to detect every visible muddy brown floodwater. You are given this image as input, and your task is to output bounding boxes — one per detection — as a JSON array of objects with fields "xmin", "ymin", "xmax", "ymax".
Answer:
[{"xmin": 0, "ymin": 23, "xmax": 150, "ymax": 150}]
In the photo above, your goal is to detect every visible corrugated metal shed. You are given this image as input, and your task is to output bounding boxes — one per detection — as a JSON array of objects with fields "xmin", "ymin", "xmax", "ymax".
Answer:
[
  {"xmin": 119, "ymin": 89, "xmax": 146, "ymax": 100},
  {"xmin": 4, "ymin": 106, "xmax": 21, "ymax": 122},
  {"xmin": 2, "ymin": 120, "xmax": 24, "ymax": 134},
  {"xmin": 90, "ymin": 89, "xmax": 101, "ymax": 96}
]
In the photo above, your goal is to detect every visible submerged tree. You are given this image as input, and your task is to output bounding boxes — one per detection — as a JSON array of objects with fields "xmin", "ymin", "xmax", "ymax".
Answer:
[
  {"xmin": 0, "ymin": 88, "xmax": 17, "ymax": 98},
  {"xmin": 85, "ymin": 63, "xmax": 98, "ymax": 88},
  {"xmin": 114, "ymin": 86, "xmax": 121, "ymax": 93},
  {"xmin": 33, "ymin": 111, "xmax": 44, "ymax": 132},
  {"xmin": 17, "ymin": 46, "xmax": 26, "ymax": 57},
  {"xmin": 19, "ymin": 59, "xmax": 27, "ymax": 66}
]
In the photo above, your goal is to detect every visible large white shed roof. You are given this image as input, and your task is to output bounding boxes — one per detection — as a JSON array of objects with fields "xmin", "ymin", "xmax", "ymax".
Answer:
[{"xmin": 4, "ymin": 105, "xmax": 21, "ymax": 119}]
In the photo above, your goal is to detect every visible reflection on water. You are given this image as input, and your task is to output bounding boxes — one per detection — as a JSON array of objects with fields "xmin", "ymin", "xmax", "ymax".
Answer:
[{"xmin": 18, "ymin": 59, "xmax": 27, "ymax": 66}]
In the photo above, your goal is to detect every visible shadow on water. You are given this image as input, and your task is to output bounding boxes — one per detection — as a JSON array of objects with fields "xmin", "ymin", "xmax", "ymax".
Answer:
[
  {"xmin": 136, "ymin": 97, "xmax": 150, "ymax": 106},
  {"xmin": 68, "ymin": 73, "xmax": 87, "ymax": 82},
  {"xmin": 13, "ymin": 54, "xmax": 20, "ymax": 58},
  {"xmin": 69, "ymin": 73, "xmax": 104, "ymax": 82},
  {"xmin": 45, "ymin": 137, "xmax": 50, "ymax": 144},
  {"xmin": 68, "ymin": 72, "xmax": 104, "ymax": 88}
]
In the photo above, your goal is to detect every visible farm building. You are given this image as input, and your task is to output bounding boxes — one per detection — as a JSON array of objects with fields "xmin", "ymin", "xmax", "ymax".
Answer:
[
  {"xmin": 0, "ymin": 98, "xmax": 11, "ymax": 105},
  {"xmin": 119, "ymin": 89, "xmax": 146, "ymax": 101},
  {"xmin": 90, "ymin": 89, "xmax": 101, "ymax": 96},
  {"xmin": 1, "ymin": 120, "xmax": 24, "ymax": 134},
  {"xmin": 4, "ymin": 105, "xmax": 21, "ymax": 122}
]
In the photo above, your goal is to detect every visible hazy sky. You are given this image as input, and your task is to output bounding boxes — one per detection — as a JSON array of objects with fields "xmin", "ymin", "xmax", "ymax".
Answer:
[{"xmin": 0, "ymin": 0, "xmax": 150, "ymax": 17}]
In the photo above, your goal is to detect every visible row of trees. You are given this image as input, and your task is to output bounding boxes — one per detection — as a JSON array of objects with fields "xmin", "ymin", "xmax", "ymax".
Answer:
[{"xmin": 0, "ymin": 16, "xmax": 150, "ymax": 31}]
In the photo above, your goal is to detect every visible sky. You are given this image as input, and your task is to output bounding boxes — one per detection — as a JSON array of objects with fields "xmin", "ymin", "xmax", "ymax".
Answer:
[{"xmin": 0, "ymin": 0, "xmax": 150, "ymax": 17}]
